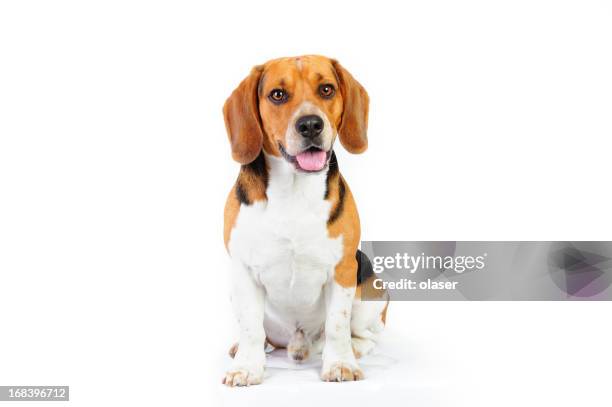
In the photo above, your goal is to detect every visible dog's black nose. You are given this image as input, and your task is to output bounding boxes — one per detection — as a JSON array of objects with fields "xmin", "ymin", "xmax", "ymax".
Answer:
[{"xmin": 295, "ymin": 115, "xmax": 324, "ymax": 139}]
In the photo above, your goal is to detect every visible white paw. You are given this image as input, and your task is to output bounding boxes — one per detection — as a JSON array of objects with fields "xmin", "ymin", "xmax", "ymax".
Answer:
[
  {"xmin": 321, "ymin": 361, "xmax": 364, "ymax": 382},
  {"xmin": 222, "ymin": 367, "xmax": 263, "ymax": 387}
]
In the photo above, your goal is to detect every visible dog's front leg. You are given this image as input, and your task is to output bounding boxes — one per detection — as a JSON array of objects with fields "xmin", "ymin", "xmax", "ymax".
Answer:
[
  {"xmin": 321, "ymin": 279, "xmax": 364, "ymax": 382},
  {"xmin": 223, "ymin": 260, "xmax": 266, "ymax": 387}
]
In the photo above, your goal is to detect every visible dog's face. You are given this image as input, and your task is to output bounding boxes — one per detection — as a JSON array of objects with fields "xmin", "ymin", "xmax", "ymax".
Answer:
[
  {"xmin": 258, "ymin": 56, "xmax": 343, "ymax": 172},
  {"xmin": 224, "ymin": 55, "xmax": 369, "ymax": 172}
]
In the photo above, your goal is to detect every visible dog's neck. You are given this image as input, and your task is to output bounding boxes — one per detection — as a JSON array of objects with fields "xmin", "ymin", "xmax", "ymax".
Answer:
[
  {"xmin": 263, "ymin": 151, "xmax": 334, "ymax": 204},
  {"xmin": 235, "ymin": 151, "xmax": 337, "ymax": 206}
]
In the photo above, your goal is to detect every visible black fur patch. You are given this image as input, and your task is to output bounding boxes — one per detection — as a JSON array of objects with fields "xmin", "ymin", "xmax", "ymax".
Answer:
[
  {"xmin": 356, "ymin": 250, "xmax": 374, "ymax": 286},
  {"xmin": 327, "ymin": 177, "xmax": 345, "ymax": 225},
  {"xmin": 235, "ymin": 181, "xmax": 250, "ymax": 205},
  {"xmin": 242, "ymin": 152, "xmax": 268, "ymax": 184},
  {"xmin": 324, "ymin": 151, "xmax": 339, "ymax": 200},
  {"xmin": 235, "ymin": 152, "xmax": 268, "ymax": 206}
]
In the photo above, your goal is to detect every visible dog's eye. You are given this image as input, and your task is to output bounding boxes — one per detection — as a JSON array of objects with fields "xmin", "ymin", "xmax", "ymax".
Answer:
[
  {"xmin": 269, "ymin": 88, "xmax": 288, "ymax": 104},
  {"xmin": 318, "ymin": 84, "xmax": 335, "ymax": 99}
]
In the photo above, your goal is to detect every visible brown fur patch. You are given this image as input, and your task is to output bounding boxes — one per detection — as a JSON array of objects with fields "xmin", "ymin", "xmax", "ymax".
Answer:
[
  {"xmin": 325, "ymin": 158, "xmax": 386, "ymax": 297},
  {"xmin": 332, "ymin": 60, "xmax": 369, "ymax": 154},
  {"xmin": 327, "ymin": 174, "xmax": 361, "ymax": 288},
  {"xmin": 223, "ymin": 66, "xmax": 264, "ymax": 164},
  {"xmin": 223, "ymin": 186, "xmax": 240, "ymax": 250}
]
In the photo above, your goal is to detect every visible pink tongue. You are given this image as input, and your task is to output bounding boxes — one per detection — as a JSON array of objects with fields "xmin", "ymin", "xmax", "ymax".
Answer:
[{"xmin": 295, "ymin": 150, "xmax": 327, "ymax": 171}]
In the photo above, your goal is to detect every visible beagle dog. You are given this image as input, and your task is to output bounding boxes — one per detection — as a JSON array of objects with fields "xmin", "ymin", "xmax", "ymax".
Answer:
[{"xmin": 222, "ymin": 55, "xmax": 388, "ymax": 386}]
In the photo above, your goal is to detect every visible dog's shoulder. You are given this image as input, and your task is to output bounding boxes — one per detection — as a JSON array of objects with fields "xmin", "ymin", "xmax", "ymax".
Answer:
[{"xmin": 224, "ymin": 153, "xmax": 268, "ymax": 249}]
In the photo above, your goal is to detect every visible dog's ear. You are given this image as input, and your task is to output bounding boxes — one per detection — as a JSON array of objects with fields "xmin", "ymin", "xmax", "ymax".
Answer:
[
  {"xmin": 332, "ymin": 60, "xmax": 369, "ymax": 154},
  {"xmin": 223, "ymin": 66, "xmax": 264, "ymax": 164}
]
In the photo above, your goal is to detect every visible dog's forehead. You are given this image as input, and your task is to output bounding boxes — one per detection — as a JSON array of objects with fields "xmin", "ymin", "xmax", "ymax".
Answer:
[{"xmin": 263, "ymin": 56, "xmax": 336, "ymax": 87}]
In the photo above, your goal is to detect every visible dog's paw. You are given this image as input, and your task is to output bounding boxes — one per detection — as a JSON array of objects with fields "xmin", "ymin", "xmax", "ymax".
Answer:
[
  {"xmin": 321, "ymin": 361, "xmax": 364, "ymax": 382},
  {"xmin": 222, "ymin": 368, "xmax": 263, "ymax": 387}
]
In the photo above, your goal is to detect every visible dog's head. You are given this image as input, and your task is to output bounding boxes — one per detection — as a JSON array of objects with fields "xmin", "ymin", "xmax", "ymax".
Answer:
[{"xmin": 223, "ymin": 55, "xmax": 369, "ymax": 172}]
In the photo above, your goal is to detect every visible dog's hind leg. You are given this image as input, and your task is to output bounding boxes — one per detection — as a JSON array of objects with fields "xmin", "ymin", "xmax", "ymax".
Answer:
[
  {"xmin": 351, "ymin": 337, "xmax": 376, "ymax": 359},
  {"xmin": 349, "ymin": 293, "xmax": 389, "ymax": 358},
  {"xmin": 348, "ymin": 250, "xmax": 389, "ymax": 359}
]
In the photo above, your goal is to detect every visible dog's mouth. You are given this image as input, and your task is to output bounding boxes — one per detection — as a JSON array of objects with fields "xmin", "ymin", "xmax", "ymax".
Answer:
[{"xmin": 279, "ymin": 144, "xmax": 331, "ymax": 173}]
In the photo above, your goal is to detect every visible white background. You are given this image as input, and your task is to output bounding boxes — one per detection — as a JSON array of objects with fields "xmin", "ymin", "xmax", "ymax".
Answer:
[{"xmin": 1, "ymin": 1, "xmax": 611, "ymax": 406}]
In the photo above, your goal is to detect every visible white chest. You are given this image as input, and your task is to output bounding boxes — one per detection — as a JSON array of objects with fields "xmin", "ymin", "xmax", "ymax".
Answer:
[{"xmin": 227, "ymin": 157, "xmax": 343, "ymax": 310}]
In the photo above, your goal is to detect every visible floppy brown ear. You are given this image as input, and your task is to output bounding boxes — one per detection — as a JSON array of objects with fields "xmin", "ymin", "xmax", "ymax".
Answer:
[
  {"xmin": 332, "ymin": 60, "xmax": 369, "ymax": 154},
  {"xmin": 223, "ymin": 66, "xmax": 264, "ymax": 164}
]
